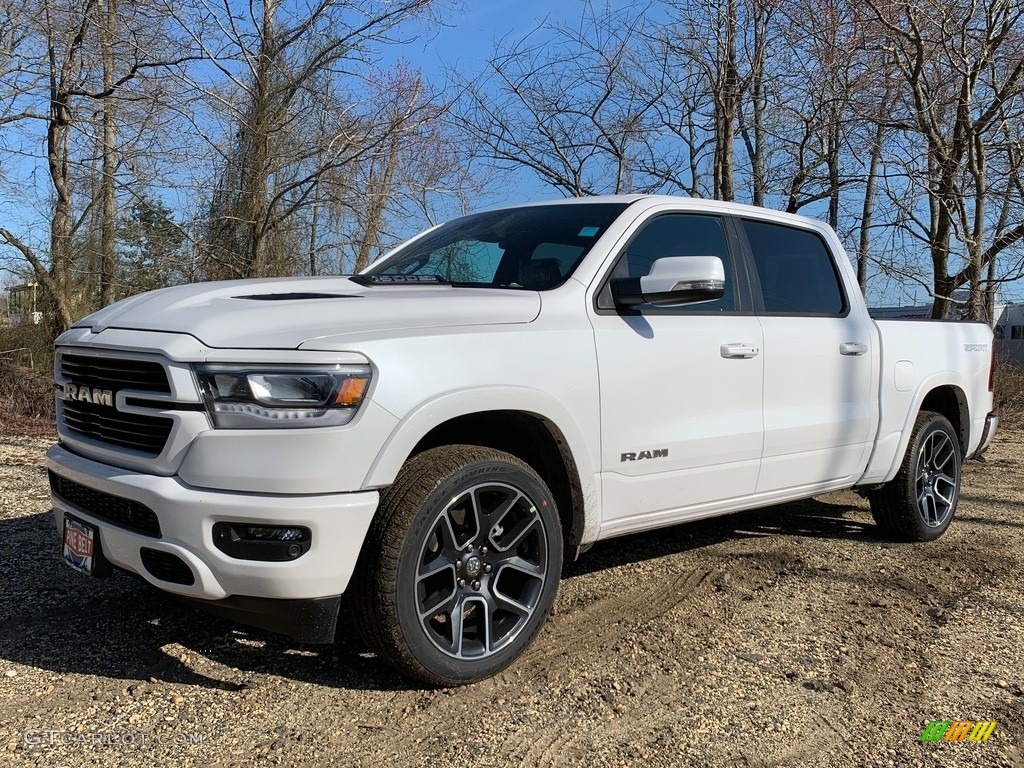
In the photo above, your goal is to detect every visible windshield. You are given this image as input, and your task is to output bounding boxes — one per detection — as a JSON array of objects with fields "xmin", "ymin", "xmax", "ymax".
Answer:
[{"xmin": 364, "ymin": 203, "xmax": 629, "ymax": 289}]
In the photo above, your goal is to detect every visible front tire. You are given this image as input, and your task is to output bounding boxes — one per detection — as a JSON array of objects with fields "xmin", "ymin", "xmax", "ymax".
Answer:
[
  {"xmin": 350, "ymin": 445, "xmax": 563, "ymax": 686},
  {"xmin": 868, "ymin": 411, "xmax": 962, "ymax": 542}
]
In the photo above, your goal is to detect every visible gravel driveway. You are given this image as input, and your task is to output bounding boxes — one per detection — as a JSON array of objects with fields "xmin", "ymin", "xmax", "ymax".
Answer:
[{"xmin": 2, "ymin": 429, "xmax": 1022, "ymax": 768}]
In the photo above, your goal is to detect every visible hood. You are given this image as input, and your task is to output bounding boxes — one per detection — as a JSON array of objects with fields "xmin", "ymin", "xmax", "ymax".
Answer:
[{"xmin": 75, "ymin": 276, "xmax": 542, "ymax": 349}]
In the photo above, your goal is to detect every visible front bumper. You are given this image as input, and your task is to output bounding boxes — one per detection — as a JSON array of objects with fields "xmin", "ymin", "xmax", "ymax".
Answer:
[
  {"xmin": 971, "ymin": 412, "xmax": 999, "ymax": 459},
  {"xmin": 48, "ymin": 443, "xmax": 379, "ymax": 638}
]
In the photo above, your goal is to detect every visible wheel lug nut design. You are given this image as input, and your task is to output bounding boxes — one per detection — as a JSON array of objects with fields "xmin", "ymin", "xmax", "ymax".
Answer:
[
  {"xmin": 472, "ymin": 580, "xmax": 481, "ymax": 590},
  {"xmin": 484, "ymin": 564, "xmax": 492, "ymax": 573},
  {"xmin": 458, "ymin": 578, "xmax": 466, "ymax": 588},
  {"xmin": 481, "ymin": 546, "xmax": 488, "ymax": 555}
]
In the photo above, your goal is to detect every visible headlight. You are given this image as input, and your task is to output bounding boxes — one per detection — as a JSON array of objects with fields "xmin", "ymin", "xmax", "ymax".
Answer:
[{"xmin": 194, "ymin": 364, "xmax": 371, "ymax": 428}]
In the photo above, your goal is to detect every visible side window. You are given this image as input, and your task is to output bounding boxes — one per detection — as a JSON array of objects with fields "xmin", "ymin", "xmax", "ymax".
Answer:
[
  {"xmin": 604, "ymin": 214, "xmax": 736, "ymax": 312},
  {"xmin": 741, "ymin": 219, "xmax": 847, "ymax": 315}
]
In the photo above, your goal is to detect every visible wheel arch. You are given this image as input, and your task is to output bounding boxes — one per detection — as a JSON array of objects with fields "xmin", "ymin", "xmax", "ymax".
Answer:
[
  {"xmin": 362, "ymin": 388, "xmax": 600, "ymax": 555},
  {"xmin": 877, "ymin": 379, "xmax": 969, "ymax": 484},
  {"xmin": 918, "ymin": 385, "xmax": 969, "ymax": 455}
]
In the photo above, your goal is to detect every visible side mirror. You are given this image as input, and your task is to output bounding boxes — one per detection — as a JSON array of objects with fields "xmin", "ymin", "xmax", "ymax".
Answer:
[{"xmin": 610, "ymin": 256, "xmax": 726, "ymax": 308}]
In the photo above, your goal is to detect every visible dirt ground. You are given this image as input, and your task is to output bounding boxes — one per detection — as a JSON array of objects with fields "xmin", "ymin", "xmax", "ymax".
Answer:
[{"xmin": 1, "ymin": 429, "xmax": 1022, "ymax": 768}]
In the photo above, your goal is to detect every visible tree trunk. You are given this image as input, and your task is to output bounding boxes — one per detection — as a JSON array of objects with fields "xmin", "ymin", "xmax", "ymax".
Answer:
[
  {"xmin": 242, "ymin": 0, "xmax": 277, "ymax": 278},
  {"xmin": 966, "ymin": 130, "xmax": 987, "ymax": 321},
  {"xmin": 355, "ymin": 124, "xmax": 403, "ymax": 272},
  {"xmin": 858, "ymin": 79, "xmax": 893, "ymax": 297},
  {"xmin": 826, "ymin": 118, "xmax": 840, "ymax": 229},
  {"xmin": 713, "ymin": 0, "xmax": 738, "ymax": 201},
  {"xmin": 308, "ymin": 194, "xmax": 319, "ymax": 276},
  {"xmin": 749, "ymin": 2, "xmax": 766, "ymax": 207},
  {"xmin": 100, "ymin": 0, "xmax": 117, "ymax": 306},
  {"xmin": 984, "ymin": 242, "xmax": 997, "ymax": 324},
  {"xmin": 48, "ymin": 88, "xmax": 76, "ymax": 333}
]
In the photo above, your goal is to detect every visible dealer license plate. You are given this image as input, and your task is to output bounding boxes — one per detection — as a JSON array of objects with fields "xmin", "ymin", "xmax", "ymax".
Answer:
[{"xmin": 63, "ymin": 515, "xmax": 98, "ymax": 576}]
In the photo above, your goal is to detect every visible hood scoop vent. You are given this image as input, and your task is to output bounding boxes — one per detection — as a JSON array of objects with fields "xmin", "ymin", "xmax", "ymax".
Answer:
[
  {"xmin": 350, "ymin": 274, "xmax": 449, "ymax": 286},
  {"xmin": 234, "ymin": 292, "xmax": 362, "ymax": 301}
]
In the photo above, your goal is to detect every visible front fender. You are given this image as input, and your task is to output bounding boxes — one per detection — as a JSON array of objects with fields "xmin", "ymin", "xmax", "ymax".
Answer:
[{"xmin": 361, "ymin": 385, "xmax": 602, "ymax": 545}]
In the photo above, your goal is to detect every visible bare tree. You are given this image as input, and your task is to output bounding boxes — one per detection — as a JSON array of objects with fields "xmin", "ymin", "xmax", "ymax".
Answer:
[
  {"xmin": 4, "ymin": 0, "xmax": 103, "ymax": 333},
  {"xmin": 855, "ymin": 71, "xmax": 897, "ymax": 295},
  {"xmin": 636, "ymin": 37, "xmax": 712, "ymax": 197},
  {"xmin": 712, "ymin": 0, "xmax": 741, "ymax": 200},
  {"xmin": 0, "ymin": 0, "xmax": 201, "ymax": 332},
  {"xmin": 199, "ymin": 0, "xmax": 437, "ymax": 279},
  {"xmin": 864, "ymin": 0, "xmax": 1024, "ymax": 319},
  {"xmin": 350, "ymin": 68, "xmax": 425, "ymax": 272},
  {"xmin": 454, "ymin": 2, "xmax": 663, "ymax": 197},
  {"xmin": 658, "ymin": 0, "xmax": 786, "ymax": 204},
  {"xmin": 295, "ymin": 64, "xmax": 481, "ymax": 274}
]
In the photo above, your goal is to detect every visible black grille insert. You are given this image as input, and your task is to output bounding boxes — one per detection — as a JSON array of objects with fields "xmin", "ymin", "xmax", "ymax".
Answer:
[
  {"xmin": 61, "ymin": 400, "xmax": 172, "ymax": 455},
  {"xmin": 49, "ymin": 471, "xmax": 162, "ymax": 537},
  {"xmin": 58, "ymin": 353, "xmax": 174, "ymax": 454},
  {"xmin": 60, "ymin": 353, "xmax": 171, "ymax": 393},
  {"xmin": 140, "ymin": 548, "xmax": 195, "ymax": 585}
]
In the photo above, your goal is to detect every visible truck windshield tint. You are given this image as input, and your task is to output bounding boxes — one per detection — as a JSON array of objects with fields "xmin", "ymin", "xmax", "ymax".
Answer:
[{"xmin": 363, "ymin": 203, "xmax": 629, "ymax": 290}]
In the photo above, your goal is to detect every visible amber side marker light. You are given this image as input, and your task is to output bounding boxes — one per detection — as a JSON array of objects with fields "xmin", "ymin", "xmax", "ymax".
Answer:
[{"xmin": 336, "ymin": 376, "xmax": 369, "ymax": 406}]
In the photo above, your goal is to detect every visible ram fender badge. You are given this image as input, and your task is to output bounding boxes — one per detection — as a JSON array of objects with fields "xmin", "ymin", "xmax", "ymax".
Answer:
[{"xmin": 621, "ymin": 449, "xmax": 669, "ymax": 462}]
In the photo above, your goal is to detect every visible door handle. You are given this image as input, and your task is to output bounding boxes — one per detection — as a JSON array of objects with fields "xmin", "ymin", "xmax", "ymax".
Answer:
[
  {"xmin": 720, "ymin": 343, "xmax": 760, "ymax": 359},
  {"xmin": 840, "ymin": 342, "xmax": 868, "ymax": 356}
]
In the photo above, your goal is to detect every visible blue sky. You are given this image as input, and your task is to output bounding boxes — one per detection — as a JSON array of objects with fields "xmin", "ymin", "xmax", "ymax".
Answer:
[
  {"xmin": 3, "ymin": 0, "xmax": 1019, "ymax": 307},
  {"xmin": 401, "ymin": 0, "xmax": 570, "ymax": 81},
  {"xmin": 384, "ymin": 0, "xmax": 580, "ymax": 204}
]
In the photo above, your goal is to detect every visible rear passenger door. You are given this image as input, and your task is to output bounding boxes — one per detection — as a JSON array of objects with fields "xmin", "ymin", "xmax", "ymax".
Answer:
[{"xmin": 737, "ymin": 216, "xmax": 875, "ymax": 492}]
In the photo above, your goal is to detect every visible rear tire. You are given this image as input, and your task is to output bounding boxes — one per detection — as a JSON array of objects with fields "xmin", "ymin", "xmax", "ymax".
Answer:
[
  {"xmin": 868, "ymin": 411, "xmax": 962, "ymax": 542},
  {"xmin": 350, "ymin": 445, "xmax": 562, "ymax": 686}
]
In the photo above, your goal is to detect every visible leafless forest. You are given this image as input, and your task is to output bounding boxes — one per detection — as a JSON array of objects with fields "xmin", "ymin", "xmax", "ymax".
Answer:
[{"xmin": 1, "ymin": 0, "xmax": 1024, "ymax": 340}]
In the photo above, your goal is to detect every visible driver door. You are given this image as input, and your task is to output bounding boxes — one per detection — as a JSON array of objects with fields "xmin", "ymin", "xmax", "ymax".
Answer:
[{"xmin": 589, "ymin": 211, "xmax": 764, "ymax": 532}]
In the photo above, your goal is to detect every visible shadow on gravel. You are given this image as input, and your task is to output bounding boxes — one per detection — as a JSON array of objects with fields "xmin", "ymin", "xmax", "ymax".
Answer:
[
  {"xmin": 0, "ymin": 496, "xmax": 876, "ymax": 692},
  {"xmin": 958, "ymin": 493, "xmax": 1024, "ymax": 510},
  {"xmin": 0, "ymin": 510, "xmax": 416, "ymax": 693},
  {"xmin": 956, "ymin": 512, "xmax": 1024, "ymax": 528},
  {"xmin": 567, "ymin": 496, "xmax": 877, "ymax": 578}
]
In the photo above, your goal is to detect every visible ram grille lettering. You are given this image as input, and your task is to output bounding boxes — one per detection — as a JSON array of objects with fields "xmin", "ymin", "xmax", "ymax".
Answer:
[
  {"xmin": 620, "ymin": 449, "xmax": 669, "ymax": 462},
  {"xmin": 63, "ymin": 384, "xmax": 115, "ymax": 407}
]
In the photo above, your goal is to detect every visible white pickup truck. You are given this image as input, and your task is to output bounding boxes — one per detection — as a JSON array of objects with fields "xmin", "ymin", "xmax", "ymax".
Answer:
[{"xmin": 48, "ymin": 196, "xmax": 998, "ymax": 685}]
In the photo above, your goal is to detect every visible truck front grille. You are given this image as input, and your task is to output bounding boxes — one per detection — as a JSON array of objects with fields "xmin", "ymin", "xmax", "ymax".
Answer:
[
  {"xmin": 58, "ymin": 353, "xmax": 174, "ymax": 455},
  {"xmin": 49, "ymin": 471, "xmax": 162, "ymax": 537},
  {"xmin": 61, "ymin": 401, "xmax": 173, "ymax": 454},
  {"xmin": 60, "ymin": 354, "xmax": 171, "ymax": 393}
]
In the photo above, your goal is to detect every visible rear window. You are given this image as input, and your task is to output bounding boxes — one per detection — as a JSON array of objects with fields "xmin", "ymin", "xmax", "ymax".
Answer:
[{"xmin": 741, "ymin": 219, "xmax": 847, "ymax": 315}]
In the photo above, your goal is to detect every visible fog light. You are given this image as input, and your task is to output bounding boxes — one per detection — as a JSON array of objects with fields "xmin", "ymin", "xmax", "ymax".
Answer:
[
  {"xmin": 213, "ymin": 522, "xmax": 312, "ymax": 561},
  {"xmin": 246, "ymin": 526, "xmax": 305, "ymax": 541}
]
